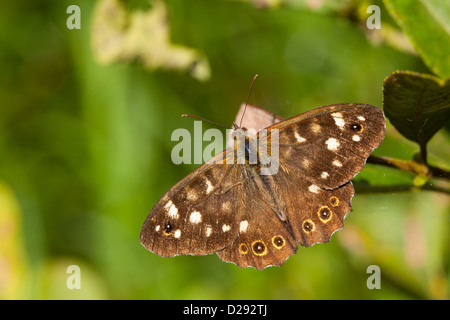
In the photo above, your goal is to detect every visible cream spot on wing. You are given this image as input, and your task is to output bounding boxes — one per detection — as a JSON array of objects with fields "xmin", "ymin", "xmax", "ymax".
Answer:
[
  {"xmin": 189, "ymin": 211, "xmax": 202, "ymax": 224},
  {"xmin": 308, "ymin": 184, "xmax": 321, "ymax": 194},
  {"xmin": 310, "ymin": 123, "xmax": 321, "ymax": 133},
  {"xmin": 332, "ymin": 112, "xmax": 345, "ymax": 129},
  {"xmin": 186, "ymin": 190, "xmax": 198, "ymax": 201},
  {"xmin": 321, "ymin": 171, "xmax": 329, "ymax": 179},
  {"xmin": 352, "ymin": 135, "xmax": 361, "ymax": 142},
  {"xmin": 239, "ymin": 220, "xmax": 249, "ymax": 233},
  {"xmin": 205, "ymin": 178, "xmax": 213, "ymax": 194},
  {"xmin": 302, "ymin": 158, "xmax": 310, "ymax": 168},
  {"xmin": 155, "ymin": 225, "xmax": 160, "ymax": 232},
  {"xmin": 205, "ymin": 225, "xmax": 212, "ymax": 237},
  {"xmin": 222, "ymin": 201, "xmax": 231, "ymax": 212},
  {"xmin": 325, "ymin": 138, "xmax": 340, "ymax": 151},
  {"xmin": 222, "ymin": 224, "xmax": 231, "ymax": 232},
  {"xmin": 174, "ymin": 229, "xmax": 181, "ymax": 238},
  {"xmin": 294, "ymin": 131, "xmax": 306, "ymax": 143},
  {"xmin": 332, "ymin": 159, "xmax": 343, "ymax": 167},
  {"xmin": 357, "ymin": 116, "xmax": 366, "ymax": 121},
  {"xmin": 164, "ymin": 200, "xmax": 179, "ymax": 219}
]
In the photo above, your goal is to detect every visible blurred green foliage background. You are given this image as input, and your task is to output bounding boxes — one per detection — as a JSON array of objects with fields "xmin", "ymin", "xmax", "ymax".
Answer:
[{"xmin": 0, "ymin": 0, "xmax": 449, "ymax": 299}]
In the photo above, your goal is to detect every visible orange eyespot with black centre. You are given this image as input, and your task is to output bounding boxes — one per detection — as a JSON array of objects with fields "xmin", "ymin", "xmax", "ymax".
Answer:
[
  {"xmin": 238, "ymin": 243, "xmax": 249, "ymax": 255},
  {"xmin": 329, "ymin": 196, "xmax": 339, "ymax": 207},
  {"xmin": 251, "ymin": 240, "xmax": 267, "ymax": 256},
  {"xmin": 272, "ymin": 235, "xmax": 285, "ymax": 249},
  {"xmin": 350, "ymin": 123, "xmax": 364, "ymax": 133},
  {"xmin": 163, "ymin": 222, "xmax": 173, "ymax": 235},
  {"xmin": 318, "ymin": 206, "xmax": 333, "ymax": 223},
  {"xmin": 302, "ymin": 219, "xmax": 315, "ymax": 233}
]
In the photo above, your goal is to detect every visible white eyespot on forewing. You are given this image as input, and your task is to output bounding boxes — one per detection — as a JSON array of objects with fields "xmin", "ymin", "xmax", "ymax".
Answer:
[
  {"xmin": 321, "ymin": 171, "xmax": 329, "ymax": 179},
  {"xmin": 352, "ymin": 135, "xmax": 361, "ymax": 142},
  {"xmin": 164, "ymin": 200, "xmax": 179, "ymax": 219},
  {"xmin": 174, "ymin": 229, "xmax": 181, "ymax": 238},
  {"xmin": 222, "ymin": 224, "xmax": 231, "ymax": 232},
  {"xmin": 308, "ymin": 184, "xmax": 321, "ymax": 194},
  {"xmin": 357, "ymin": 116, "xmax": 366, "ymax": 121},
  {"xmin": 189, "ymin": 211, "xmax": 202, "ymax": 224},
  {"xmin": 325, "ymin": 138, "xmax": 340, "ymax": 151}
]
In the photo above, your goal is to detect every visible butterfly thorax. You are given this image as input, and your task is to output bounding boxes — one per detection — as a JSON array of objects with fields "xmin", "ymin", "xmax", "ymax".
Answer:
[{"xmin": 231, "ymin": 127, "xmax": 260, "ymax": 165}]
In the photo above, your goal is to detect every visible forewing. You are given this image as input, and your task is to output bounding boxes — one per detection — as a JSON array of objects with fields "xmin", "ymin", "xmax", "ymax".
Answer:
[
  {"xmin": 266, "ymin": 103, "xmax": 385, "ymax": 189},
  {"xmin": 140, "ymin": 150, "xmax": 241, "ymax": 257}
]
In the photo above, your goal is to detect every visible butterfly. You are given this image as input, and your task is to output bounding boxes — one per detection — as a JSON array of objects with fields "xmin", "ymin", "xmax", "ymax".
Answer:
[{"xmin": 140, "ymin": 100, "xmax": 385, "ymax": 270}]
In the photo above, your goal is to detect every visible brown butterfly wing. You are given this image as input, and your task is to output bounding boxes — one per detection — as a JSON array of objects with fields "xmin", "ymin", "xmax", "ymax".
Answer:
[
  {"xmin": 217, "ymin": 103, "xmax": 384, "ymax": 268},
  {"xmin": 140, "ymin": 150, "xmax": 241, "ymax": 257},
  {"xmin": 215, "ymin": 173, "xmax": 353, "ymax": 269},
  {"xmin": 215, "ymin": 176, "xmax": 297, "ymax": 270},
  {"xmin": 262, "ymin": 103, "xmax": 383, "ymax": 246},
  {"xmin": 272, "ymin": 174, "xmax": 354, "ymax": 247},
  {"xmin": 266, "ymin": 103, "xmax": 385, "ymax": 189}
]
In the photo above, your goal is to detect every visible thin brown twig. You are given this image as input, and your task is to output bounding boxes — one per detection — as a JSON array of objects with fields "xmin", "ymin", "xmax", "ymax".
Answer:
[
  {"xmin": 363, "ymin": 155, "xmax": 450, "ymax": 195},
  {"xmin": 367, "ymin": 155, "xmax": 450, "ymax": 180}
]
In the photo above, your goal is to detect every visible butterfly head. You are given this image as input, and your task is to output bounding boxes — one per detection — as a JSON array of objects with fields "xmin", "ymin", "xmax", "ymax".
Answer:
[{"xmin": 231, "ymin": 126, "xmax": 258, "ymax": 142}]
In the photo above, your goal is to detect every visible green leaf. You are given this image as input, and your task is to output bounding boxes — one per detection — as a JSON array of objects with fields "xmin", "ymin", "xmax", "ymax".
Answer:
[
  {"xmin": 383, "ymin": 0, "xmax": 450, "ymax": 79},
  {"xmin": 383, "ymin": 71, "xmax": 450, "ymax": 146}
]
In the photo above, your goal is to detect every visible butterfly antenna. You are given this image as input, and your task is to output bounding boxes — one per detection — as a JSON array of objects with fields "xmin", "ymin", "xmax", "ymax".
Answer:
[
  {"xmin": 182, "ymin": 114, "xmax": 229, "ymax": 129},
  {"xmin": 239, "ymin": 74, "xmax": 258, "ymax": 128}
]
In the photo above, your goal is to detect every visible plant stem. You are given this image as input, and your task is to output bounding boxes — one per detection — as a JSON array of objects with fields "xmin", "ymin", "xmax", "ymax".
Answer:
[{"xmin": 367, "ymin": 155, "xmax": 450, "ymax": 181}]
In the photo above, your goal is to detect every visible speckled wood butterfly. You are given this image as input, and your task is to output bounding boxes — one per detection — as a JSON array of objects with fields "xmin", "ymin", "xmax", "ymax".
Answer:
[{"xmin": 140, "ymin": 101, "xmax": 385, "ymax": 270}]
